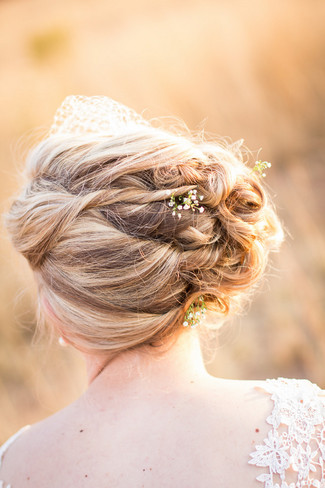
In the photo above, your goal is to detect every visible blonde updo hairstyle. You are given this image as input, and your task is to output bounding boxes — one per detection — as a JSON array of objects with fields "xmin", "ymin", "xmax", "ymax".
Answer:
[{"xmin": 6, "ymin": 125, "xmax": 283, "ymax": 358}]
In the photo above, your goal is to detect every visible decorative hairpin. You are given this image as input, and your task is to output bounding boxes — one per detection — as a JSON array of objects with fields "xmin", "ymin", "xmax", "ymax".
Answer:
[
  {"xmin": 252, "ymin": 160, "xmax": 272, "ymax": 177},
  {"xmin": 183, "ymin": 296, "xmax": 207, "ymax": 328},
  {"xmin": 167, "ymin": 189, "xmax": 204, "ymax": 219}
]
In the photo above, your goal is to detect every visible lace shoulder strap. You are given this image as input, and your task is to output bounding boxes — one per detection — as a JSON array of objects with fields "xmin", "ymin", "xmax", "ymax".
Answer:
[
  {"xmin": 249, "ymin": 377, "xmax": 325, "ymax": 488},
  {"xmin": 0, "ymin": 426, "xmax": 30, "ymax": 469}
]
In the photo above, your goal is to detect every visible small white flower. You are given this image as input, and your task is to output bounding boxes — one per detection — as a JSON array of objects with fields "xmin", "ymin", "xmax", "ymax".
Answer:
[
  {"xmin": 199, "ymin": 195, "xmax": 204, "ymax": 201},
  {"xmin": 183, "ymin": 204, "xmax": 190, "ymax": 210},
  {"xmin": 262, "ymin": 173, "xmax": 266, "ymax": 177},
  {"xmin": 194, "ymin": 200, "xmax": 198, "ymax": 204},
  {"xmin": 199, "ymin": 207, "xmax": 204, "ymax": 213},
  {"xmin": 168, "ymin": 201, "xmax": 173, "ymax": 207},
  {"xmin": 183, "ymin": 321, "xmax": 189, "ymax": 327},
  {"xmin": 177, "ymin": 205, "xmax": 183, "ymax": 210},
  {"xmin": 172, "ymin": 211, "xmax": 176, "ymax": 216},
  {"xmin": 178, "ymin": 213, "xmax": 182, "ymax": 219}
]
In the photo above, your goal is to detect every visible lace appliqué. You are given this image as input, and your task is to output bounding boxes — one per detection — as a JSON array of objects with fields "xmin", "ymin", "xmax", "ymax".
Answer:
[
  {"xmin": 49, "ymin": 95, "xmax": 150, "ymax": 137},
  {"xmin": 249, "ymin": 378, "xmax": 325, "ymax": 488}
]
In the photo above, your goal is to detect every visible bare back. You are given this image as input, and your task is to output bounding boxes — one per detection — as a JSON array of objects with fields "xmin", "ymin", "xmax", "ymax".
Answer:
[{"xmin": 0, "ymin": 378, "xmax": 278, "ymax": 488}]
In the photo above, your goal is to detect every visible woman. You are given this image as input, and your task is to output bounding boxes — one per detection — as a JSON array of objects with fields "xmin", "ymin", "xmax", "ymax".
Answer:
[{"xmin": 1, "ymin": 95, "xmax": 324, "ymax": 488}]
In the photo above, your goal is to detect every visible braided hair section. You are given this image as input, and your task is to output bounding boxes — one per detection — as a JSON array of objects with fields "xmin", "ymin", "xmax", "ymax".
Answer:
[{"xmin": 6, "ymin": 127, "xmax": 283, "ymax": 355}]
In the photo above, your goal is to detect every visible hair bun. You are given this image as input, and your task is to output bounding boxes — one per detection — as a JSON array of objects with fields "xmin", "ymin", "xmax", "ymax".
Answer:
[{"xmin": 6, "ymin": 127, "xmax": 283, "ymax": 357}]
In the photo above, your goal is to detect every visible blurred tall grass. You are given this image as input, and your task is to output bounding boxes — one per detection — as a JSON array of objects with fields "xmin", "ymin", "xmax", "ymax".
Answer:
[{"xmin": 0, "ymin": 0, "xmax": 324, "ymax": 441}]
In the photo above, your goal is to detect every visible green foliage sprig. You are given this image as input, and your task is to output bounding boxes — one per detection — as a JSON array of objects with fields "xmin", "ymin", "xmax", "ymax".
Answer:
[
  {"xmin": 168, "ymin": 189, "xmax": 204, "ymax": 219},
  {"xmin": 252, "ymin": 160, "xmax": 272, "ymax": 177},
  {"xmin": 183, "ymin": 296, "xmax": 207, "ymax": 328}
]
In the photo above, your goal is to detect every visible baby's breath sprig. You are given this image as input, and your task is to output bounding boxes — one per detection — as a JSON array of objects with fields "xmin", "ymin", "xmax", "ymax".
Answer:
[
  {"xmin": 252, "ymin": 160, "xmax": 272, "ymax": 178},
  {"xmin": 183, "ymin": 296, "xmax": 207, "ymax": 329},
  {"xmin": 167, "ymin": 189, "xmax": 204, "ymax": 219}
]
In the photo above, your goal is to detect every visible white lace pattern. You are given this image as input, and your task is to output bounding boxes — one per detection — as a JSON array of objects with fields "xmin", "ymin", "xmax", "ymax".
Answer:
[
  {"xmin": 49, "ymin": 95, "xmax": 150, "ymax": 138},
  {"xmin": 249, "ymin": 378, "xmax": 325, "ymax": 488}
]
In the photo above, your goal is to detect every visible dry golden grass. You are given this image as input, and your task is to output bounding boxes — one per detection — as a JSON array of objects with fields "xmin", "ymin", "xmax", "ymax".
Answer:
[{"xmin": 0, "ymin": 0, "xmax": 324, "ymax": 441}]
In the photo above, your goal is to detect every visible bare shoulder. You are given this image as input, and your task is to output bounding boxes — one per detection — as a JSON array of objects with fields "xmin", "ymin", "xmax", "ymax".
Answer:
[
  {"xmin": 192, "ymin": 376, "xmax": 325, "ymax": 487},
  {"xmin": 2, "ymin": 377, "xmax": 324, "ymax": 488},
  {"xmin": 0, "ymin": 401, "xmax": 82, "ymax": 486},
  {"xmin": 217, "ymin": 376, "xmax": 325, "ymax": 488},
  {"xmin": 0, "ymin": 378, "xmax": 275, "ymax": 488},
  {"xmin": 199, "ymin": 377, "xmax": 277, "ymax": 446},
  {"xmin": 198, "ymin": 376, "xmax": 275, "ymax": 426}
]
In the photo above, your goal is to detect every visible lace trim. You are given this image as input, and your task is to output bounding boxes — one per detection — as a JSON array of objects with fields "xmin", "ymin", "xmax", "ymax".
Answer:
[{"xmin": 249, "ymin": 378, "xmax": 325, "ymax": 488}]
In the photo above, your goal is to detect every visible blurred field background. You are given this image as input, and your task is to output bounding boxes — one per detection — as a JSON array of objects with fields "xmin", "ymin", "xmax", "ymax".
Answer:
[{"xmin": 0, "ymin": 0, "xmax": 324, "ymax": 442}]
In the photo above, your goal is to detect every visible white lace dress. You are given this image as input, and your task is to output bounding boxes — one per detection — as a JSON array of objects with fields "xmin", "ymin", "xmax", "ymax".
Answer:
[
  {"xmin": 1, "ymin": 378, "xmax": 325, "ymax": 487},
  {"xmin": 249, "ymin": 378, "xmax": 325, "ymax": 488}
]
